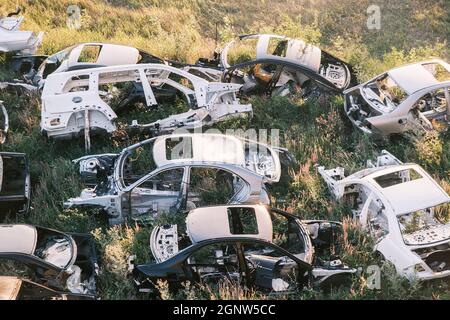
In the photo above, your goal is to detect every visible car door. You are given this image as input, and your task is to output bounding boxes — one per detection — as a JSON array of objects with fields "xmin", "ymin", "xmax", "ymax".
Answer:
[
  {"xmin": 0, "ymin": 153, "xmax": 30, "ymax": 217},
  {"xmin": 124, "ymin": 167, "xmax": 187, "ymax": 220}
]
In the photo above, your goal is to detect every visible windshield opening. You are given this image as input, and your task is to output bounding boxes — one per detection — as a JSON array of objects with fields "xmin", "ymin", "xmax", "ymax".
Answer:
[
  {"xmin": 363, "ymin": 74, "xmax": 409, "ymax": 113},
  {"xmin": 34, "ymin": 230, "xmax": 73, "ymax": 269},
  {"xmin": 40, "ymin": 45, "xmax": 76, "ymax": 79},
  {"xmin": 120, "ymin": 140, "xmax": 157, "ymax": 187}
]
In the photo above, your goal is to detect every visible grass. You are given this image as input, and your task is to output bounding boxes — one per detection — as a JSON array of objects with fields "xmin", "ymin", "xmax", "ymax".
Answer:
[{"xmin": 0, "ymin": 0, "xmax": 449, "ymax": 299}]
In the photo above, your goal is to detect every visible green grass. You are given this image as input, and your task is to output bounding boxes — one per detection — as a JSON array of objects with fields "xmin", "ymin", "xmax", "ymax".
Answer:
[{"xmin": 0, "ymin": 0, "xmax": 449, "ymax": 300}]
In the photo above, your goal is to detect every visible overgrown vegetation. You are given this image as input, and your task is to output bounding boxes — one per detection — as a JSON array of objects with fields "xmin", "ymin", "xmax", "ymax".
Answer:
[{"xmin": 0, "ymin": 0, "xmax": 449, "ymax": 299}]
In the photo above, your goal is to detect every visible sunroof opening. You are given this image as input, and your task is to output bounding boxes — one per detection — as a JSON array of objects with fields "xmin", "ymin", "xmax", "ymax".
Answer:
[
  {"xmin": 165, "ymin": 137, "xmax": 193, "ymax": 160},
  {"xmin": 227, "ymin": 207, "xmax": 258, "ymax": 235},
  {"xmin": 374, "ymin": 168, "xmax": 422, "ymax": 188}
]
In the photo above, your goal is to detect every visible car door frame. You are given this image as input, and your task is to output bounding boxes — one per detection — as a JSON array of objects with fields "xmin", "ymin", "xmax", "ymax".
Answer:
[
  {"xmin": 0, "ymin": 252, "xmax": 66, "ymax": 287},
  {"xmin": 183, "ymin": 164, "xmax": 251, "ymax": 210},
  {"xmin": 0, "ymin": 152, "xmax": 31, "ymax": 215},
  {"xmin": 340, "ymin": 180, "xmax": 390, "ymax": 239},
  {"xmin": 121, "ymin": 165, "xmax": 189, "ymax": 218},
  {"xmin": 181, "ymin": 239, "xmax": 245, "ymax": 286},
  {"xmin": 236, "ymin": 238, "xmax": 312, "ymax": 293}
]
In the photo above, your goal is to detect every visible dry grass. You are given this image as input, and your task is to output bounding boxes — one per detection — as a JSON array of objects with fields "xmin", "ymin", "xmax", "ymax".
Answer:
[{"xmin": 0, "ymin": 0, "xmax": 449, "ymax": 299}]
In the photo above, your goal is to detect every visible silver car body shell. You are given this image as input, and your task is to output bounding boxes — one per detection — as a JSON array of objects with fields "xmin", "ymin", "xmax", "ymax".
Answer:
[
  {"xmin": 318, "ymin": 150, "xmax": 450, "ymax": 281},
  {"xmin": 72, "ymin": 133, "xmax": 282, "ymax": 183},
  {"xmin": 41, "ymin": 63, "xmax": 252, "ymax": 139},
  {"xmin": 65, "ymin": 161, "xmax": 269, "ymax": 225},
  {"xmin": 344, "ymin": 59, "xmax": 450, "ymax": 136},
  {"xmin": 0, "ymin": 16, "xmax": 43, "ymax": 54}
]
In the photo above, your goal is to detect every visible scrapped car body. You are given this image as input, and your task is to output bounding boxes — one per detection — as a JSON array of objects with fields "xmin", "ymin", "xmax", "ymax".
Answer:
[
  {"xmin": 136, "ymin": 205, "xmax": 356, "ymax": 295},
  {"xmin": 0, "ymin": 224, "xmax": 98, "ymax": 296},
  {"xmin": 0, "ymin": 152, "xmax": 30, "ymax": 217},
  {"xmin": 23, "ymin": 42, "xmax": 166, "ymax": 88},
  {"xmin": 214, "ymin": 34, "xmax": 356, "ymax": 98},
  {"xmin": 318, "ymin": 150, "xmax": 450, "ymax": 281},
  {"xmin": 41, "ymin": 63, "xmax": 252, "ymax": 140},
  {"xmin": 0, "ymin": 101, "xmax": 9, "ymax": 144},
  {"xmin": 344, "ymin": 59, "xmax": 450, "ymax": 136},
  {"xmin": 65, "ymin": 137, "xmax": 271, "ymax": 225},
  {"xmin": 73, "ymin": 133, "xmax": 288, "ymax": 185},
  {"xmin": 0, "ymin": 276, "xmax": 95, "ymax": 300},
  {"xmin": 0, "ymin": 15, "xmax": 43, "ymax": 54}
]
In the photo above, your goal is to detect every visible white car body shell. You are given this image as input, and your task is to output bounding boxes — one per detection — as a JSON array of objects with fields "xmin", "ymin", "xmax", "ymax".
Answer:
[
  {"xmin": 318, "ymin": 150, "xmax": 450, "ymax": 281},
  {"xmin": 41, "ymin": 63, "xmax": 252, "ymax": 138}
]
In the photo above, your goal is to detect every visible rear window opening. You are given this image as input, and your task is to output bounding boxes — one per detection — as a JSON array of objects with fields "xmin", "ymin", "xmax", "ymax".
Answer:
[
  {"xmin": 363, "ymin": 74, "xmax": 409, "ymax": 113},
  {"xmin": 374, "ymin": 168, "xmax": 422, "ymax": 188},
  {"xmin": 34, "ymin": 228, "xmax": 73, "ymax": 269}
]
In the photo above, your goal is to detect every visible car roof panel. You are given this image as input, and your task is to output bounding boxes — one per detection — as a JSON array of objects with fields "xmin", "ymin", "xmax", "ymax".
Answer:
[
  {"xmin": 153, "ymin": 134, "xmax": 245, "ymax": 167},
  {"xmin": 186, "ymin": 205, "xmax": 273, "ymax": 243},
  {"xmin": 0, "ymin": 225, "xmax": 37, "ymax": 255},
  {"xmin": 360, "ymin": 165, "xmax": 450, "ymax": 214},
  {"xmin": 378, "ymin": 177, "xmax": 449, "ymax": 215},
  {"xmin": 388, "ymin": 63, "xmax": 440, "ymax": 94}
]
